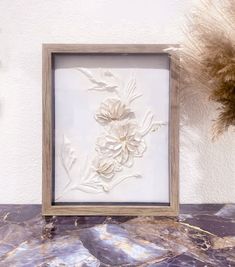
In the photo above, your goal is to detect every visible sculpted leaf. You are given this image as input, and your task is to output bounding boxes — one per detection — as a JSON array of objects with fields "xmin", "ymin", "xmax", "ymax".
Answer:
[
  {"xmin": 60, "ymin": 135, "xmax": 76, "ymax": 179},
  {"xmin": 122, "ymin": 78, "xmax": 142, "ymax": 104},
  {"xmin": 140, "ymin": 111, "xmax": 167, "ymax": 136},
  {"xmin": 77, "ymin": 68, "xmax": 119, "ymax": 92}
]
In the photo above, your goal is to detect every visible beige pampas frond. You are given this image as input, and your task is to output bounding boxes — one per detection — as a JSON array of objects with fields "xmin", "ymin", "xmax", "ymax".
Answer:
[{"xmin": 181, "ymin": 0, "xmax": 235, "ymax": 139}]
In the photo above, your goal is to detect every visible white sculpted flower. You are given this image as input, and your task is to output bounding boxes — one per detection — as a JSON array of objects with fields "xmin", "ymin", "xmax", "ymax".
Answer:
[
  {"xmin": 92, "ymin": 157, "xmax": 117, "ymax": 179},
  {"xmin": 95, "ymin": 98, "xmax": 134, "ymax": 125},
  {"xmin": 96, "ymin": 122, "xmax": 146, "ymax": 167}
]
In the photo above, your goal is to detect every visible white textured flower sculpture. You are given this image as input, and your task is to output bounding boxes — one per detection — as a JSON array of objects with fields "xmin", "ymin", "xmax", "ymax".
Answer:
[
  {"xmin": 57, "ymin": 68, "xmax": 167, "ymax": 198},
  {"xmin": 96, "ymin": 122, "xmax": 146, "ymax": 168},
  {"xmin": 95, "ymin": 98, "xmax": 134, "ymax": 125},
  {"xmin": 92, "ymin": 157, "xmax": 117, "ymax": 179}
]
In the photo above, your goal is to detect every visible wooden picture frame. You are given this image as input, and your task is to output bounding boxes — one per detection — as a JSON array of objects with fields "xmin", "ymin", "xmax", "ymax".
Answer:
[{"xmin": 42, "ymin": 44, "xmax": 179, "ymax": 216}]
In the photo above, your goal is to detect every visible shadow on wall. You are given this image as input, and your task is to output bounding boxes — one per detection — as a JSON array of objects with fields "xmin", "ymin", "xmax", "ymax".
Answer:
[{"xmin": 180, "ymin": 85, "xmax": 235, "ymax": 203}]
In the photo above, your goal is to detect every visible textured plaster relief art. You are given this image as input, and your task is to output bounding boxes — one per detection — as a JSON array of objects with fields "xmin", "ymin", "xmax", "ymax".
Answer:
[
  {"xmin": 57, "ymin": 69, "xmax": 166, "ymax": 199},
  {"xmin": 54, "ymin": 54, "xmax": 170, "ymax": 203}
]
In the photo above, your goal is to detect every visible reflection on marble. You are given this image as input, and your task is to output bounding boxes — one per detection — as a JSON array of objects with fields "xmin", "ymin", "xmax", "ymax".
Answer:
[{"xmin": 0, "ymin": 204, "xmax": 234, "ymax": 266}]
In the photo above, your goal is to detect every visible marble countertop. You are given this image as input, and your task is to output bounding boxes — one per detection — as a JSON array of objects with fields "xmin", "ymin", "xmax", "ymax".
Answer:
[{"xmin": 0, "ymin": 204, "xmax": 234, "ymax": 266}]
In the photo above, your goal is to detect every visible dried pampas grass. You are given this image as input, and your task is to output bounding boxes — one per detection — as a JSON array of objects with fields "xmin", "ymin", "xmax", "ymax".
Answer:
[{"xmin": 181, "ymin": 0, "xmax": 235, "ymax": 139}]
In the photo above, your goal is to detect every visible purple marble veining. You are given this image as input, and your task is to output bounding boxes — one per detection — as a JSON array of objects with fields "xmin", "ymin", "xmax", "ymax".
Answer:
[{"xmin": 0, "ymin": 204, "xmax": 234, "ymax": 266}]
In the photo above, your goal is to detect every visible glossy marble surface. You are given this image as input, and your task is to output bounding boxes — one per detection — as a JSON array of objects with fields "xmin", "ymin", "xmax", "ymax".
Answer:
[{"xmin": 0, "ymin": 204, "xmax": 234, "ymax": 266}]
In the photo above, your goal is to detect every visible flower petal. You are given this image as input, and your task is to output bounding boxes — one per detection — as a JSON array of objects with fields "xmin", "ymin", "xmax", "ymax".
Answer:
[{"xmin": 134, "ymin": 139, "xmax": 146, "ymax": 157}]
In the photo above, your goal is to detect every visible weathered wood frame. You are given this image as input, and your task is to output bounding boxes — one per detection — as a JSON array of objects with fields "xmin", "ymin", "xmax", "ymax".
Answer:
[{"xmin": 42, "ymin": 44, "xmax": 179, "ymax": 216}]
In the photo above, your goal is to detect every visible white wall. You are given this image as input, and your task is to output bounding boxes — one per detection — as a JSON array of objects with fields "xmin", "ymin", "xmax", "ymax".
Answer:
[{"xmin": 0, "ymin": 0, "xmax": 234, "ymax": 204}]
